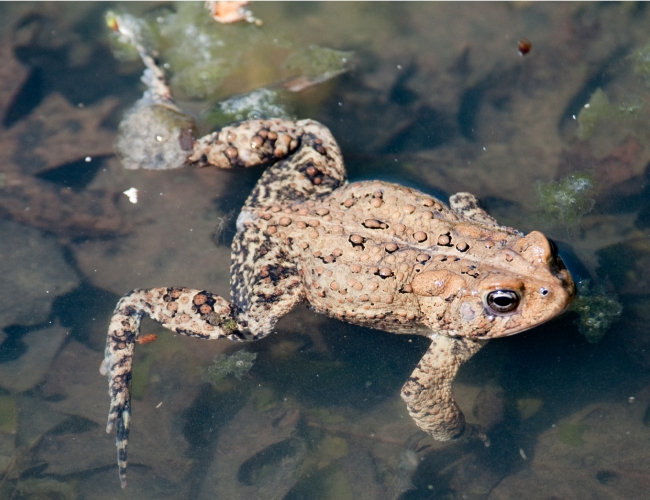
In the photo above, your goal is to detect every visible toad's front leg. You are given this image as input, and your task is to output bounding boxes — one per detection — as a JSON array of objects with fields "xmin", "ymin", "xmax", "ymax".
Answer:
[
  {"xmin": 99, "ymin": 287, "xmax": 252, "ymax": 488},
  {"xmin": 401, "ymin": 335, "xmax": 486, "ymax": 441}
]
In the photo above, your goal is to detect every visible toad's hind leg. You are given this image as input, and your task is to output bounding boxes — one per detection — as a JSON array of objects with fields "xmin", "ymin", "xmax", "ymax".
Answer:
[
  {"xmin": 100, "ymin": 287, "xmax": 257, "ymax": 489},
  {"xmin": 242, "ymin": 119, "xmax": 347, "ymax": 208},
  {"xmin": 188, "ymin": 118, "xmax": 347, "ymax": 207},
  {"xmin": 401, "ymin": 335, "xmax": 486, "ymax": 440}
]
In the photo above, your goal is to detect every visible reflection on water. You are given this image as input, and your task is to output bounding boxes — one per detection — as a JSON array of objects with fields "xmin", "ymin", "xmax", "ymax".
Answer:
[{"xmin": 1, "ymin": 2, "xmax": 650, "ymax": 499}]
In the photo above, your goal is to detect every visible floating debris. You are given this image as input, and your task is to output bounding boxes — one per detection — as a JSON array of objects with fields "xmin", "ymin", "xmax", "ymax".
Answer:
[
  {"xmin": 205, "ymin": 0, "xmax": 262, "ymax": 25},
  {"xmin": 135, "ymin": 333, "xmax": 158, "ymax": 344},
  {"xmin": 518, "ymin": 37, "xmax": 532, "ymax": 56}
]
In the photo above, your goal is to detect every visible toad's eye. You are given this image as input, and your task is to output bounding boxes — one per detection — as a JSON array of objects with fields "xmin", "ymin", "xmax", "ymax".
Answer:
[{"xmin": 485, "ymin": 290, "xmax": 520, "ymax": 314}]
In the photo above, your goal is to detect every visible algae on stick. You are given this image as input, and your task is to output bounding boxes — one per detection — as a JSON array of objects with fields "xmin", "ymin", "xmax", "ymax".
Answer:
[
  {"xmin": 108, "ymin": 3, "xmax": 352, "ymax": 171},
  {"xmin": 108, "ymin": 2, "xmax": 351, "ymax": 103}
]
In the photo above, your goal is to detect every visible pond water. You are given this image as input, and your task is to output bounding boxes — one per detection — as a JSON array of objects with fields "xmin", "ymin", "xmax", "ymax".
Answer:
[{"xmin": 1, "ymin": 2, "xmax": 649, "ymax": 499}]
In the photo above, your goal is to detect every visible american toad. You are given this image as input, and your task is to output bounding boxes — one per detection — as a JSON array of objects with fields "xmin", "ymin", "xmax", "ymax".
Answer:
[
  {"xmin": 100, "ymin": 31, "xmax": 576, "ymax": 488},
  {"xmin": 100, "ymin": 117, "xmax": 576, "ymax": 487}
]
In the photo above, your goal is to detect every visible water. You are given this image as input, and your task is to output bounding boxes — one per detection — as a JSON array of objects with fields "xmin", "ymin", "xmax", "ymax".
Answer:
[{"xmin": 1, "ymin": 2, "xmax": 649, "ymax": 499}]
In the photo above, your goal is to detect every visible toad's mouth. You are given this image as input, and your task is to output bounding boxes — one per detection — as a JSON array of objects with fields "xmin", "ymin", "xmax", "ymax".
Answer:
[
  {"xmin": 552, "ymin": 257, "xmax": 577, "ymax": 307},
  {"xmin": 547, "ymin": 240, "xmax": 577, "ymax": 302}
]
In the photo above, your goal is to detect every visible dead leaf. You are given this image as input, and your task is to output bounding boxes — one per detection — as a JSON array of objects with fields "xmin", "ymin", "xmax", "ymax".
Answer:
[
  {"xmin": 2, "ymin": 93, "xmax": 118, "ymax": 176},
  {"xmin": 0, "ymin": 322, "xmax": 69, "ymax": 393},
  {"xmin": 0, "ymin": 35, "xmax": 29, "ymax": 124},
  {"xmin": 0, "ymin": 29, "xmax": 128, "ymax": 237},
  {"xmin": 0, "ymin": 218, "xmax": 78, "ymax": 330},
  {"xmin": 40, "ymin": 339, "xmax": 206, "ymax": 484},
  {"xmin": 199, "ymin": 403, "xmax": 305, "ymax": 499}
]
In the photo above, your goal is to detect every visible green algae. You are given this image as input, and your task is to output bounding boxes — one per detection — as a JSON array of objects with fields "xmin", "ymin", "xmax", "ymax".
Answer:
[
  {"xmin": 536, "ymin": 171, "xmax": 596, "ymax": 226},
  {"xmin": 575, "ymin": 39, "xmax": 650, "ymax": 141},
  {"xmin": 557, "ymin": 421, "xmax": 587, "ymax": 446},
  {"xmin": 289, "ymin": 464, "xmax": 353, "ymax": 500},
  {"xmin": 283, "ymin": 44, "xmax": 353, "ymax": 83},
  {"xmin": 222, "ymin": 319, "xmax": 240, "ymax": 334},
  {"xmin": 632, "ymin": 40, "xmax": 650, "ymax": 86},
  {"xmin": 156, "ymin": 2, "xmax": 255, "ymax": 99},
  {"xmin": 517, "ymin": 397, "xmax": 544, "ymax": 420},
  {"xmin": 570, "ymin": 279, "xmax": 622, "ymax": 343},
  {"xmin": 576, "ymin": 88, "xmax": 641, "ymax": 140},
  {"xmin": 202, "ymin": 350, "xmax": 257, "ymax": 385},
  {"xmin": 130, "ymin": 353, "xmax": 154, "ymax": 400},
  {"xmin": 15, "ymin": 478, "xmax": 76, "ymax": 500},
  {"xmin": 576, "ymin": 88, "xmax": 614, "ymax": 140},
  {"xmin": 0, "ymin": 395, "xmax": 16, "ymax": 434},
  {"xmin": 202, "ymin": 88, "xmax": 291, "ymax": 130},
  {"xmin": 251, "ymin": 385, "xmax": 278, "ymax": 413}
]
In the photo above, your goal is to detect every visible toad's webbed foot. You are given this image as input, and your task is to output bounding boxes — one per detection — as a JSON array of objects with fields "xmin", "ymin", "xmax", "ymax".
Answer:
[
  {"xmin": 99, "ymin": 287, "xmax": 252, "ymax": 488},
  {"xmin": 400, "ymin": 335, "xmax": 486, "ymax": 441}
]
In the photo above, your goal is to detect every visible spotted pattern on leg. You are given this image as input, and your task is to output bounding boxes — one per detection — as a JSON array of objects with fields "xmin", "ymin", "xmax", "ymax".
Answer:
[
  {"xmin": 215, "ymin": 119, "xmax": 344, "ymax": 332},
  {"xmin": 187, "ymin": 118, "xmax": 303, "ymax": 170},
  {"xmin": 187, "ymin": 118, "xmax": 347, "ymax": 207},
  {"xmin": 100, "ymin": 287, "xmax": 254, "ymax": 488},
  {"xmin": 230, "ymin": 230, "xmax": 305, "ymax": 335},
  {"xmin": 242, "ymin": 119, "xmax": 347, "ymax": 208}
]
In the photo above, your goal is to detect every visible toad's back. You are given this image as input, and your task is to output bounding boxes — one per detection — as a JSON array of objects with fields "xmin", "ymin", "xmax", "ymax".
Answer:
[{"xmin": 252, "ymin": 180, "xmax": 523, "ymax": 334}]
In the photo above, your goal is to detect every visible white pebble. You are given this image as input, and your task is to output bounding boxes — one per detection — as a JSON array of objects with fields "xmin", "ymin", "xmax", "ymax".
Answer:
[{"xmin": 123, "ymin": 187, "xmax": 138, "ymax": 204}]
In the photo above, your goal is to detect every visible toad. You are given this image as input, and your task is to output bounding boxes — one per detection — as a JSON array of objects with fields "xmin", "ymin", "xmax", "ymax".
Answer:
[{"xmin": 100, "ymin": 116, "xmax": 576, "ymax": 487}]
